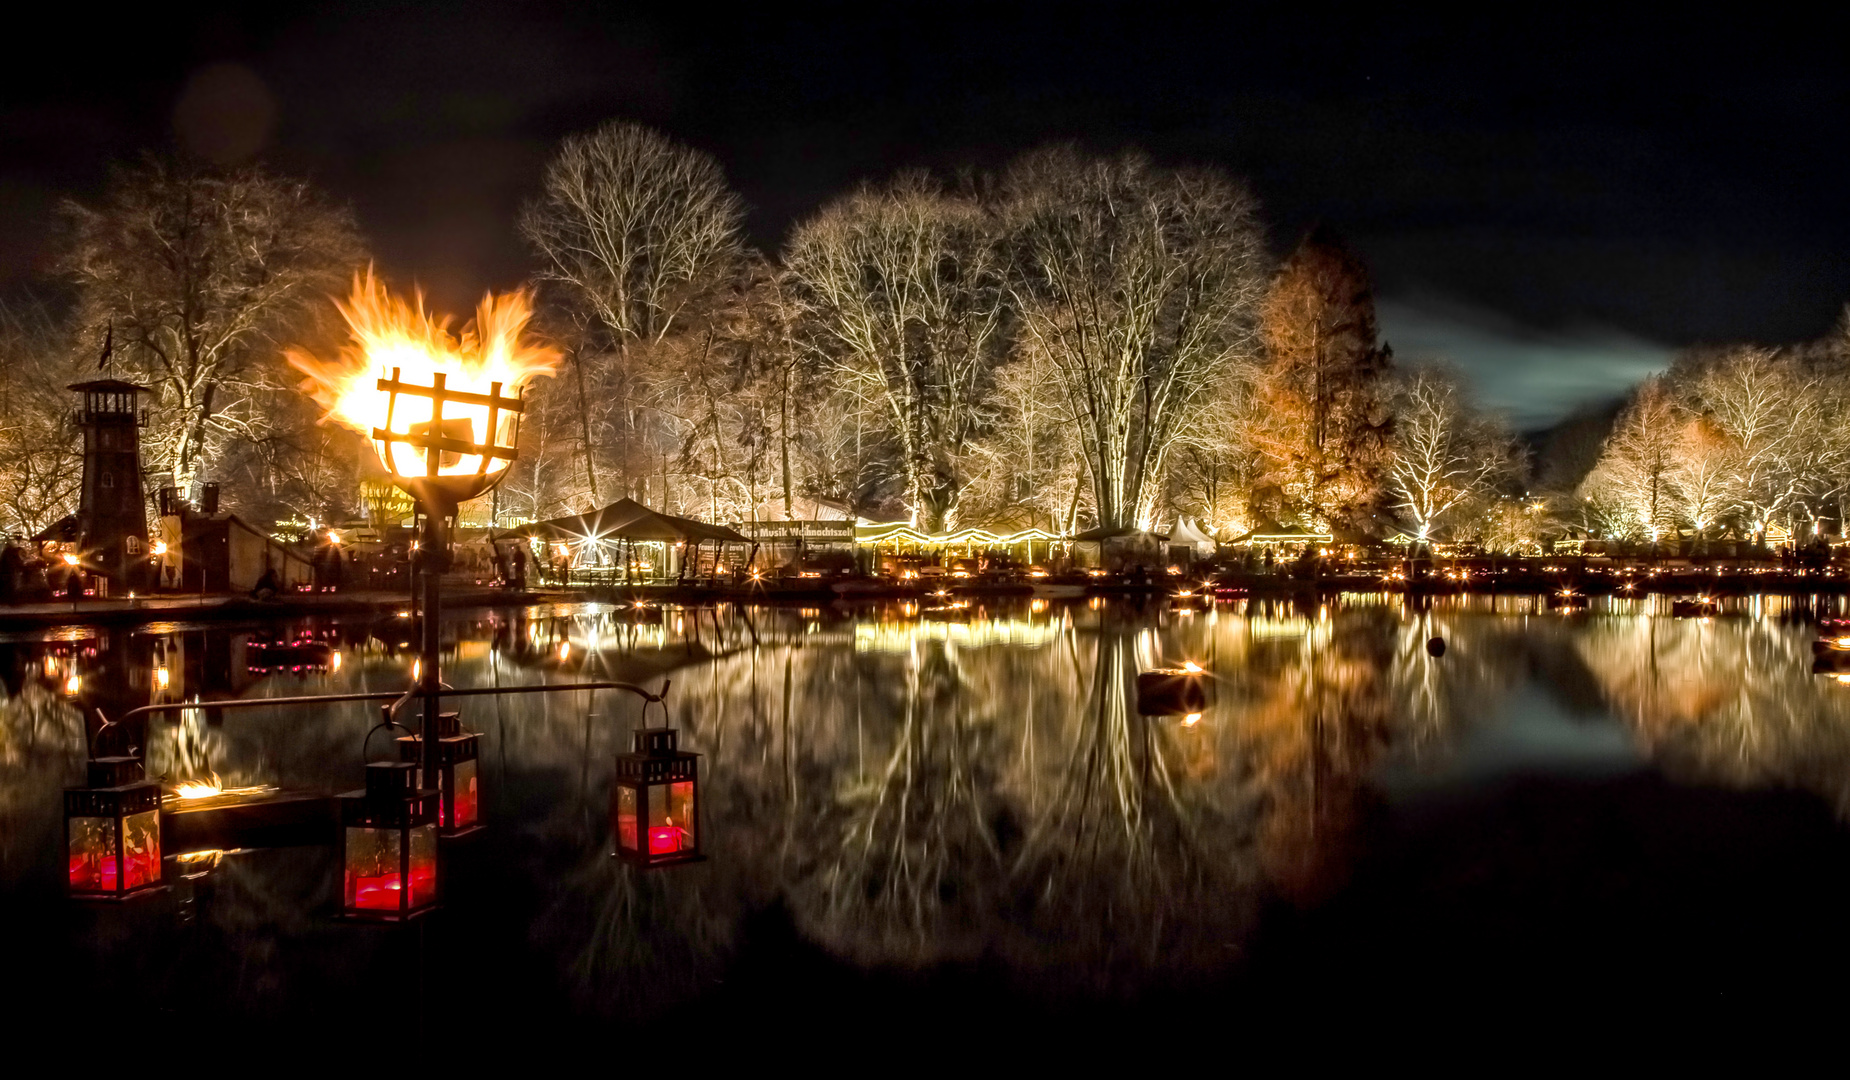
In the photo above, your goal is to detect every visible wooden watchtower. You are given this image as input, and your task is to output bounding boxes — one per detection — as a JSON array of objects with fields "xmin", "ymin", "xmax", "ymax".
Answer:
[{"xmin": 68, "ymin": 380, "xmax": 151, "ymax": 587}]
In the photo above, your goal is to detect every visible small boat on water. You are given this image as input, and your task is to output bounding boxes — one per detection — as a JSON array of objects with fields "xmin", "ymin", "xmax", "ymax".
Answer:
[
  {"xmin": 1546, "ymin": 590, "xmax": 1588, "ymax": 611},
  {"xmin": 1031, "ymin": 580, "xmax": 1088, "ymax": 599},
  {"xmin": 1671, "ymin": 596, "xmax": 1720, "ymax": 618}
]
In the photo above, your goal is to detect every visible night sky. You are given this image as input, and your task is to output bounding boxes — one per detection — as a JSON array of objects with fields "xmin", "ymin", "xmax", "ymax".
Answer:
[{"xmin": 3, "ymin": 4, "xmax": 1843, "ymax": 428}]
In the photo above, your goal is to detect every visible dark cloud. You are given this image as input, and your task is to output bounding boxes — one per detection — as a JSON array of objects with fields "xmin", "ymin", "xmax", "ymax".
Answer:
[{"xmin": 1378, "ymin": 295, "xmax": 1669, "ymax": 430}]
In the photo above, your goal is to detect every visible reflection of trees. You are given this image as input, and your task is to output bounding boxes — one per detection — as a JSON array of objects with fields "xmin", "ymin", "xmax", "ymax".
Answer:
[
  {"xmin": 1575, "ymin": 609, "xmax": 1850, "ymax": 814},
  {"xmin": 797, "ymin": 639, "xmax": 1003, "ymax": 961}
]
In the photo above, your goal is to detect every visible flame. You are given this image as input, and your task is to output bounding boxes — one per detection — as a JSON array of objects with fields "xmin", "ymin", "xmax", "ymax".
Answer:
[
  {"xmin": 173, "ymin": 773, "xmax": 223, "ymax": 800},
  {"xmin": 289, "ymin": 270, "xmax": 559, "ymax": 480}
]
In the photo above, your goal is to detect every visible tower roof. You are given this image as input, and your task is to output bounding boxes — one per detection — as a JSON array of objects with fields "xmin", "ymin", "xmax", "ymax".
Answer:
[{"xmin": 67, "ymin": 379, "xmax": 150, "ymax": 394}]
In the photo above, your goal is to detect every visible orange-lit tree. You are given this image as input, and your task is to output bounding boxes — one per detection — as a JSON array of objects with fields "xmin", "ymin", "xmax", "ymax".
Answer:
[{"xmin": 1251, "ymin": 227, "xmax": 1392, "ymax": 533}]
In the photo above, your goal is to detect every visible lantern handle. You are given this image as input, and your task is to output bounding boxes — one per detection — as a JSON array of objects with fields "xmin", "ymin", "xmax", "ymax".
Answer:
[
  {"xmin": 361, "ymin": 716, "xmax": 415, "ymax": 764},
  {"xmin": 641, "ymin": 679, "xmax": 672, "ymax": 726}
]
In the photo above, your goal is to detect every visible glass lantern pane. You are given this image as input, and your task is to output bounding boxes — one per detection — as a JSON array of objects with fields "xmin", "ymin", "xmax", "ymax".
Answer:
[
  {"xmin": 68, "ymin": 815, "xmax": 117, "ymax": 892},
  {"xmin": 669, "ymin": 781, "xmax": 696, "ymax": 850},
  {"xmin": 451, "ymin": 759, "xmax": 479, "ymax": 828},
  {"xmin": 616, "ymin": 785, "xmax": 638, "ymax": 851},
  {"xmin": 648, "ymin": 783, "xmax": 691, "ymax": 856},
  {"xmin": 121, "ymin": 809, "xmax": 161, "ymax": 891},
  {"xmin": 408, "ymin": 824, "xmax": 437, "ymax": 908},
  {"xmin": 345, "ymin": 826, "xmax": 402, "ymax": 911}
]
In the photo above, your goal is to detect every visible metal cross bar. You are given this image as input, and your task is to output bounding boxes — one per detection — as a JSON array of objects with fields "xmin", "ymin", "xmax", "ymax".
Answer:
[
  {"xmin": 371, "ymin": 368, "xmax": 527, "ymax": 472},
  {"xmin": 100, "ymin": 680, "xmax": 670, "ymax": 746}
]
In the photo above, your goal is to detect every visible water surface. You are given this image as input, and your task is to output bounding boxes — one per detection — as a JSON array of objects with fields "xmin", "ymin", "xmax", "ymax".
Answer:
[{"xmin": 6, "ymin": 594, "xmax": 1849, "ymax": 1045}]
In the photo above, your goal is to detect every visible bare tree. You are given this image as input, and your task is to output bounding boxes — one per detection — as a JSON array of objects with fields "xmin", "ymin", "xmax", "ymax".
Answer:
[
  {"xmin": 785, "ymin": 172, "xmax": 1009, "ymax": 531},
  {"xmin": 1384, "ymin": 366, "xmax": 1517, "ymax": 541},
  {"xmin": 522, "ymin": 121, "xmax": 746, "ymax": 349},
  {"xmin": 521, "ymin": 122, "xmax": 748, "ymax": 511},
  {"xmin": 0, "ymin": 298, "xmax": 85, "ymax": 537},
  {"xmin": 1687, "ymin": 346, "xmax": 1834, "ymax": 537},
  {"xmin": 1004, "ymin": 148, "xmax": 1266, "ymax": 531},
  {"xmin": 61, "ymin": 157, "xmax": 366, "ymax": 495},
  {"xmin": 1579, "ymin": 377, "xmax": 1684, "ymax": 541}
]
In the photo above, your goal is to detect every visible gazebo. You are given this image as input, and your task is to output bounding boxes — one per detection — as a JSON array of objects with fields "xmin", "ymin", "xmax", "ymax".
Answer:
[{"xmin": 497, "ymin": 497, "xmax": 749, "ymax": 582}]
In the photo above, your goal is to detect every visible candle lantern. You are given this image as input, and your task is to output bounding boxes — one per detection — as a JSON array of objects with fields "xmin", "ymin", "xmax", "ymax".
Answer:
[
  {"xmin": 611, "ymin": 728, "xmax": 702, "ymax": 867},
  {"xmin": 65, "ymin": 756, "xmax": 164, "ymax": 900},
  {"xmin": 339, "ymin": 762, "xmax": 439, "ymax": 920},
  {"xmin": 397, "ymin": 711, "xmax": 482, "ymax": 836}
]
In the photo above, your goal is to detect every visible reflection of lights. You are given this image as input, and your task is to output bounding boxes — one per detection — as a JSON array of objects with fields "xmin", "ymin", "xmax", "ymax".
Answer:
[
  {"xmin": 1028, "ymin": 570, "xmax": 1047, "ymax": 578},
  {"xmin": 558, "ymin": 641, "xmax": 571, "ymax": 660},
  {"xmin": 1181, "ymin": 661, "xmax": 1203, "ymax": 674},
  {"xmin": 1182, "ymin": 713, "xmax": 1202, "ymax": 726},
  {"xmin": 64, "ymin": 675, "xmax": 81, "ymax": 694},
  {"xmin": 1030, "ymin": 598, "xmax": 1047, "ymax": 613},
  {"xmin": 1087, "ymin": 569, "xmax": 1107, "ymax": 578},
  {"xmin": 412, "ymin": 660, "xmax": 421, "ymax": 681},
  {"xmin": 396, "ymin": 610, "xmax": 413, "ymax": 619},
  {"xmin": 330, "ymin": 650, "xmax": 343, "ymax": 671},
  {"xmin": 154, "ymin": 666, "xmax": 170, "ymax": 689}
]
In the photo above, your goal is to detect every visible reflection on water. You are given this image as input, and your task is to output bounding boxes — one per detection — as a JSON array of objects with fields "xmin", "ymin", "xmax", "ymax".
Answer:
[{"xmin": 6, "ymin": 593, "xmax": 1850, "ymax": 1023}]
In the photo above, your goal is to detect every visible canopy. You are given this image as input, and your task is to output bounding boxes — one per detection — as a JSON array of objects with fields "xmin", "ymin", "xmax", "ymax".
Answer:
[
  {"xmin": 1167, "ymin": 517, "xmax": 1218, "ymax": 551},
  {"xmin": 496, "ymin": 497, "xmax": 748, "ymax": 545}
]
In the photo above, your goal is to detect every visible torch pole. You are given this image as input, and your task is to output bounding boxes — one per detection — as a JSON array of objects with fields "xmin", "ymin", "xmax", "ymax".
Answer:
[{"xmin": 419, "ymin": 506, "xmax": 449, "ymax": 802}]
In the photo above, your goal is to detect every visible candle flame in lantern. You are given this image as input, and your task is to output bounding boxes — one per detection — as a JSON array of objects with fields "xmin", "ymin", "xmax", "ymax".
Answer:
[{"xmin": 288, "ymin": 270, "xmax": 559, "ymax": 480}]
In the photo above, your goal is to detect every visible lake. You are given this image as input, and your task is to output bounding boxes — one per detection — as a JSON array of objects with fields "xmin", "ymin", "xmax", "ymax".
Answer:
[{"xmin": 6, "ymin": 593, "xmax": 1850, "ymax": 1049}]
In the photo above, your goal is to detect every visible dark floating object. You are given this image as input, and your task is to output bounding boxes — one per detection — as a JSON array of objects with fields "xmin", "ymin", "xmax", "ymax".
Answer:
[
  {"xmin": 1546, "ymin": 591, "xmax": 1589, "ymax": 611},
  {"xmin": 164, "ymin": 789, "xmax": 334, "ymax": 851},
  {"xmin": 1671, "ymin": 597, "xmax": 1720, "ymax": 618},
  {"xmin": 612, "ymin": 727, "xmax": 704, "ymax": 868},
  {"xmin": 1426, "ymin": 636, "xmax": 1446, "ymax": 657},
  {"xmin": 65, "ymin": 756, "xmax": 165, "ymax": 901},
  {"xmin": 338, "ymin": 762, "xmax": 439, "ymax": 921},
  {"xmin": 1136, "ymin": 663, "xmax": 1212, "ymax": 717}
]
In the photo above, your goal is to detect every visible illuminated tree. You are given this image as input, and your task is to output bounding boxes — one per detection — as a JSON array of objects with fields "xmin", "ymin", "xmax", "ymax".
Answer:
[
  {"xmin": 0, "ymin": 299, "xmax": 85, "ymax": 537},
  {"xmin": 523, "ymin": 122, "xmax": 748, "ymax": 510},
  {"xmin": 1005, "ymin": 148, "xmax": 1266, "ymax": 531},
  {"xmin": 1579, "ymin": 377, "xmax": 1683, "ymax": 541},
  {"xmin": 1251, "ymin": 227, "xmax": 1392, "ymax": 532},
  {"xmin": 1686, "ymin": 346, "xmax": 1834, "ymax": 538},
  {"xmin": 1384, "ymin": 366, "xmax": 1518, "ymax": 542},
  {"xmin": 785, "ymin": 172, "xmax": 1009, "ymax": 531},
  {"xmin": 61, "ymin": 158, "xmax": 366, "ymax": 496}
]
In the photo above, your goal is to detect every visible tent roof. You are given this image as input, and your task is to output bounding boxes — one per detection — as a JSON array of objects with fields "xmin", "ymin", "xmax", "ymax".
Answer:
[
  {"xmin": 1168, "ymin": 518, "xmax": 1217, "ymax": 546},
  {"xmin": 497, "ymin": 497, "xmax": 747, "ymax": 545}
]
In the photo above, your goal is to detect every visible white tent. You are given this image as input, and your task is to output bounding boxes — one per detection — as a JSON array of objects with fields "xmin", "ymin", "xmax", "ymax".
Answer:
[{"xmin": 1168, "ymin": 517, "xmax": 1218, "ymax": 555}]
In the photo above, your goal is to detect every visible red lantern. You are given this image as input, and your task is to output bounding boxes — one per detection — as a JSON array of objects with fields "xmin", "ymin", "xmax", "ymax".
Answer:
[
  {"xmin": 611, "ymin": 727, "xmax": 702, "ymax": 867},
  {"xmin": 339, "ymin": 762, "xmax": 439, "ymax": 920},
  {"xmin": 64, "ymin": 756, "xmax": 164, "ymax": 900},
  {"xmin": 397, "ymin": 711, "xmax": 482, "ymax": 836}
]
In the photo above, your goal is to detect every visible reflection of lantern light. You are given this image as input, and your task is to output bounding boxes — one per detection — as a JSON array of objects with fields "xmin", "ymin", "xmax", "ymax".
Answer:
[
  {"xmin": 397, "ymin": 712, "xmax": 483, "ymax": 837},
  {"xmin": 154, "ymin": 666, "xmax": 170, "ymax": 689},
  {"xmin": 64, "ymin": 675, "xmax": 81, "ymax": 695},
  {"xmin": 65, "ymin": 757, "xmax": 165, "ymax": 900},
  {"xmin": 611, "ymin": 727, "xmax": 703, "ymax": 868},
  {"xmin": 338, "ymin": 762, "xmax": 439, "ymax": 920}
]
